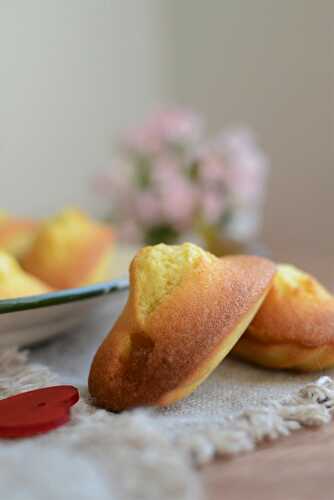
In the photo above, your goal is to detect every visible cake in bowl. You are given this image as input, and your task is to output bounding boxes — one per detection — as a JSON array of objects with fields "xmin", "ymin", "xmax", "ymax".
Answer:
[
  {"xmin": 0, "ymin": 250, "xmax": 52, "ymax": 299},
  {"xmin": 0, "ymin": 212, "xmax": 37, "ymax": 260},
  {"xmin": 22, "ymin": 208, "xmax": 114, "ymax": 289}
]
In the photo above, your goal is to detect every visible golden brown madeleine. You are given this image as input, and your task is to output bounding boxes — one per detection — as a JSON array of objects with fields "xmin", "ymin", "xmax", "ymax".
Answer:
[
  {"xmin": 233, "ymin": 264, "xmax": 334, "ymax": 371},
  {"xmin": 0, "ymin": 251, "xmax": 52, "ymax": 299},
  {"xmin": 0, "ymin": 212, "xmax": 37, "ymax": 260},
  {"xmin": 22, "ymin": 208, "xmax": 113, "ymax": 289},
  {"xmin": 89, "ymin": 243, "xmax": 276, "ymax": 411}
]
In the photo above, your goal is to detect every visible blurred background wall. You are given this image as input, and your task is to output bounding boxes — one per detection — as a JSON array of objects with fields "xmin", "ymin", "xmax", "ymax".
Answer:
[
  {"xmin": 0, "ymin": 0, "xmax": 170, "ymax": 214},
  {"xmin": 167, "ymin": 0, "xmax": 333, "ymax": 257},
  {"xmin": 0, "ymin": 0, "xmax": 333, "ymax": 256}
]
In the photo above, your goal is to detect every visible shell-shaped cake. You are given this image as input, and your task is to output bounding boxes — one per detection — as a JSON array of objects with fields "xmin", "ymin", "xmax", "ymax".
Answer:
[
  {"xmin": 22, "ymin": 209, "xmax": 114, "ymax": 289},
  {"xmin": 0, "ymin": 212, "xmax": 37, "ymax": 260},
  {"xmin": 0, "ymin": 251, "xmax": 51, "ymax": 299},
  {"xmin": 233, "ymin": 264, "xmax": 334, "ymax": 371},
  {"xmin": 89, "ymin": 243, "xmax": 276, "ymax": 410}
]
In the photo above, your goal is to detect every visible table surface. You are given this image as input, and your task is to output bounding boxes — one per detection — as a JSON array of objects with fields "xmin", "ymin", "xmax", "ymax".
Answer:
[
  {"xmin": 203, "ymin": 253, "xmax": 334, "ymax": 500},
  {"xmin": 203, "ymin": 425, "xmax": 334, "ymax": 500}
]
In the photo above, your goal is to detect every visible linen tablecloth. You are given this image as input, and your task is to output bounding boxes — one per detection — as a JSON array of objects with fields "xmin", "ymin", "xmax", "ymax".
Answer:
[{"xmin": 1, "ymin": 290, "xmax": 334, "ymax": 500}]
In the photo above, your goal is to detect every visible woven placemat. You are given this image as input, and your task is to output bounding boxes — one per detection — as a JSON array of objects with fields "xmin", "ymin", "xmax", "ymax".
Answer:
[{"xmin": 1, "ymin": 291, "xmax": 334, "ymax": 500}]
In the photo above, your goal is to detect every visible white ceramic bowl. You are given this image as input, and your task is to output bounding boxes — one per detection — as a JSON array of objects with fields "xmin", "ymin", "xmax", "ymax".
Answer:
[
  {"xmin": 0, "ymin": 280, "xmax": 128, "ymax": 348},
  {"xmin": 0, "ymin": 245, "xmax": 137, "ymax": 348}
]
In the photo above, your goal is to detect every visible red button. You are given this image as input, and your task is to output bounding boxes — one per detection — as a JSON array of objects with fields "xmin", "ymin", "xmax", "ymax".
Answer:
[{"xmin": 0, "ymin": 386, "xmax": 79, "ymax": 438}]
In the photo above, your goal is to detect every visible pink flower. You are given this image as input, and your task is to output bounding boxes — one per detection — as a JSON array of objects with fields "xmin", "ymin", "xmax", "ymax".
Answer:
[
  {"xmin": 208, "ymin": 128, "xmax": 268, "ymax": 205},
  {"xmin": 152, "ymin": 109, "xmax": 202, "ymax": 144},
  {"xmin": 122, "ymin": 127, "xmax": 162, "ymax": 156},
  {"xmin": 160, "ymin": 181, "xmax": 197, "ymax": 230},
  {"xmin": 152, "ymin": 157, "xmax": 198, "ymax": 230},
  {"xmin": 196, "ymin": 154, "xmax": 227, "ymax": 223},
  {"xmin": 122, "ymin": 109, "xmax": 203, "ymax": 155},
  {"xmin": 199, "ymin": 154, "xmax": 227, "ymax": 185},
  {"xmin": 200, "ymin": 190, "xmax": 226, "ymax": 224},
  {"xmin": 133, "ymin": 191, "xmax": 162, "ymax": 226},
  {"xmin": 226, "ymin": 160, "xmax": 266, "ymax": 203},
  {"xmin": 151, "ymin": 156, "xmax": 180, "ymax": 183}
]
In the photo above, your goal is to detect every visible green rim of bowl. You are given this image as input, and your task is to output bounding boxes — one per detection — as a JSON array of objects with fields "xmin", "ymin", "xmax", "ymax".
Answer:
[{"xmin": 0, "ymin": 279, "xmax": 129, "ymax": 315}]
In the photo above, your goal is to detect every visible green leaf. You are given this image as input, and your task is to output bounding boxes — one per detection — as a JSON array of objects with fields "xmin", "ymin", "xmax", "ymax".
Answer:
[
  {"xmin": 135, "ymin": 156, "xmax": 151, "ymax": 189},
  {"xmin": 144, "ymin": 225, "xmax": 179, "ymax": 245},
  {"xmin": 188, "ymin": 161, "xmax": 200, "ymax": 181}
]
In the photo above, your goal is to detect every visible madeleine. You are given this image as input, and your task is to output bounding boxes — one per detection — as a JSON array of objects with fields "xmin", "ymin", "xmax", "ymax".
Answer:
[
  {"xmin": 89, "ymin": 243, "xmax": 276, "ymax": 410},
  {"xmin": 0, "ymin": 212, "xmax": 37, "ymax": 260},
  {"xmin": 0, "ymin": 251, "xmax": 51, "ymax": 299},
  {"xmin": 22, "ymin": 208, "xmax": 113, "ymax": 289},
  {"xmin": 233, "ymin": 264, "xmax": 334, "ymax": 371}
]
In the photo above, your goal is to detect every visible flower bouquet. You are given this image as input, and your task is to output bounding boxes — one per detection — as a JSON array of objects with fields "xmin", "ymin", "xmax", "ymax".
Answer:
[{"xmin": 95, "ymin": 110, "xmax": 268, "ymax": 254}]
